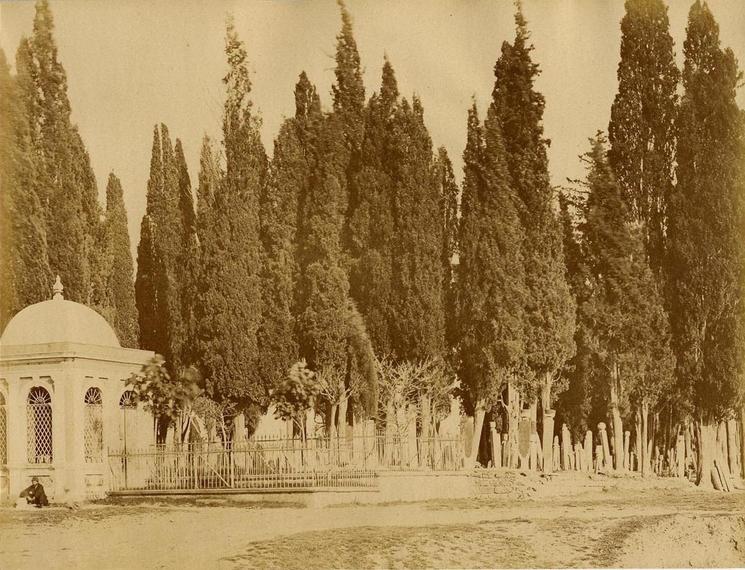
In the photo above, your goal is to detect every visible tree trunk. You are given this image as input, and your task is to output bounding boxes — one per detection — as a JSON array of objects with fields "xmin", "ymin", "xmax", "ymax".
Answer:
[
  {"xmin": 635, "ymin": 410, "xmax": 642, "ymax": 473},
  {"xmin": 726, "ymin": 419, "xmax": 739, "ymax": 479},
  {"xmin": 542, "ymin": 409, "xmax": 556, "ymax": 473},
  {"xmin": 696, "ymin": 420, "xmax": 719, "ymax": 489},
  {"xmin": 420, "ymin": 393, "xmax": 432, "ymax": 468},
  {"xmin": 609, "ymin": 365, "xmax": 624, "ymax": 471},
  {"xmin": 507, "ymin": 382, "xmax": 520, "ymax": 468},
  {"xmin": 641, "ymin": 399, "xmax": 650, "ymax": 476}
]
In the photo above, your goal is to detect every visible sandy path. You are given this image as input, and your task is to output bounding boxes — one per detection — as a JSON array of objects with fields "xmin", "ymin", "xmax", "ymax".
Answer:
[{"xmin": 1, "ymin": 485, "xmax": 744, "ymax": 569}]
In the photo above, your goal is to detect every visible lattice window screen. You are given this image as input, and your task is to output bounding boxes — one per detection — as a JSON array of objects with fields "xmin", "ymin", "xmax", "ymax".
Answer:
[
  {"xmin": 84, "ymin": 387, "xmax": 103, "ymax": 463},
  {"xmin": 27, "ymin": 387, "xmax": 53, "ymax": 463},
  {"xmin": 0, "ymin": 393, "xmax": 7, "ymax": 465}
]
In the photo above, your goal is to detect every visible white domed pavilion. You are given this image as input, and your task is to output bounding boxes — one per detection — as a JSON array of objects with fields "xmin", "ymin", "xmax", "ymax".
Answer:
[{"xmin": 0, "ymin": 277, "xmax": 154, "ymax": 503}]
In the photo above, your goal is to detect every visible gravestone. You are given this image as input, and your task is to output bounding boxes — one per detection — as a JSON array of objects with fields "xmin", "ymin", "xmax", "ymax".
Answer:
[{"xmin": 518, "ymin": 416, "xmax": 531, "ymax": 469}]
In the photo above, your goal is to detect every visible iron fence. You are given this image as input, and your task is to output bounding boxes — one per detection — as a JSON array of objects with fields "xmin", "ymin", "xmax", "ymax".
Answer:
[{"xmin": 108, "ymin": 432, "xmax": 464, "ymax": 492}]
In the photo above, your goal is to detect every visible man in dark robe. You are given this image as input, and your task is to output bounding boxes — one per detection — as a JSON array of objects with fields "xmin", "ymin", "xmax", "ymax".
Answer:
[{"xmin": 20, "ymin": 476, "xmax": 49, "ymax": 507}]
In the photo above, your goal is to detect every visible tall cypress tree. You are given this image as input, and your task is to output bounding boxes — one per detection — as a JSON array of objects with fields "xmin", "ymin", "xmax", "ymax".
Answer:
[
  {"xmin": 136, "ymin": 128, "xmax": 163, "ymax": 353},
  {"xmin": 555, "ymin": 192, "xmax": 594, "ymax": 437},
  {"xmin": 297, "ymin": 116, "xmax": 376, "ymax": 432},
  {"xmin": 456, "ymin": 102, "xmax": 525, "ymax": 462},
  {"xmin": 0, "ymin": 48, "xmax": 51, "ymax": 327},
  {"xmin": 580, "ymin": 135, "xmax": 674, "ymax": 472},
  {"xmin": 257, "ymin": 77, "xmax": 316, "ymax": 397},
  {"xmin": 436, "ymin": 146, "xmax": 459, "ymax": 355},
  {"xmin": 135, "ymin": 124, "xmax": 184, "ymax": 374},
  {"xmin": 104, "ymin": 173, "xmax": 139, "ymax": 348},
  {"xmin": 348, "ymin": 59, "xmax": 398, "ymax": 355},
  {"xmin": 389, "ymin": 95, "xmax": 444, "ymax": 363},
  {"xmin": 174, "ymin": 139, "xmax": 199, "ymax": 367},
  {"xmin": 15, "ymin": 1, "xmax": 100, "ymax": 304},
  {"xmin": 492, "ymin": 6, "xmax": 575, "ymax": 434},
  {"xmin": 195, "ymin": 20, "xmax": 268, "ymax": 415},
  {"xmin": 667, "ymin": 0, "xmax": 745, "ymax": 486},
  {"xmin": 332, "ymin": 0, "xmax": 365, "ymax": 159},
  {"xmin": 608, "ymin": 0, "xmax": 679, "ymax": 277}
]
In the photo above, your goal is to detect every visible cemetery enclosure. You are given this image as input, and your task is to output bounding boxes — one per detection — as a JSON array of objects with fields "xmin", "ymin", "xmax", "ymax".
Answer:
[{"xmin": 107, "ymin": 433, "xmax": 465, "ymax": 493}]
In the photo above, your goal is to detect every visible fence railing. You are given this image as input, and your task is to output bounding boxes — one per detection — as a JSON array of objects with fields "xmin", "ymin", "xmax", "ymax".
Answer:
[{"xmin": 108, "ymin": 433, "xmax": 464, "ymax": 492}]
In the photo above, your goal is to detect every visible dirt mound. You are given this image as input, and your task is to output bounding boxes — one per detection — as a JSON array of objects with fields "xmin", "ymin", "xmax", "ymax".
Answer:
[{"xmin": 618, "ymin": 513, "xmax": 745, "ymax": 568}]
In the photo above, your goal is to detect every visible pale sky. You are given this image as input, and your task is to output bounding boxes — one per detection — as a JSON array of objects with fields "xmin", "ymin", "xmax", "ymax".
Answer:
[{"xmin": 1, "ymin": 0, "xmax": 744, "ymax": 255}]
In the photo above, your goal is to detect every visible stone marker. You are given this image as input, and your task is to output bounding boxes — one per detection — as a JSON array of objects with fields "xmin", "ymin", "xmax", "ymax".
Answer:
[
  {"xmin": 553, "ymin": 435, "xmax": 561, "ymax": 471},
  {"xmin": 542, "ymin": 410, "xmax": 555, "ymax": 473},
  {"xmin": 561, "ymin": 424, "xmax": 572, "ymax": 470},
  {"xmin": 490, "ymin": 421, "xmax": 501, "ymax": 469},
  {"xmin": 598, "ymin": 422, "xmax": 611, "ymax": 471},
  {"xmin": 623, "ymin": 431, "xmax": 631, "ymax": 471},
  {"xmin": 518, "ymin": 415, "xmax": 531, "ymax": 469},
  {"xmin": 584, "ymin": 431, "xmax": 593, "ymax": 472},
  {"xmin": 595, "ymin": 445, "xmax": 603, "ymax": 473}
]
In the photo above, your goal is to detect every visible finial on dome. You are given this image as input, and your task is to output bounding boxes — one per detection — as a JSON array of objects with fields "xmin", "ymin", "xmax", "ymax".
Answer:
[{"xmin": 52, "ymin": 275, "xmax": 64, "ymax": 300}]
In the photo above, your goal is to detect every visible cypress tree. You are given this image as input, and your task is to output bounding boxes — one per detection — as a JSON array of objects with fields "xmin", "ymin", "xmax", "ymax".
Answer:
[
  {"xmin": 257, "ymin": 77, "xmax": 315, "ymax": 396},
  {"xmin": 195, "ymin": 20, "xmax": 268, "ymax": 415},
  {"xmin": 174, "ymin": 139, "xmax": 199, "ymax": 367},
  {"xmin": 296, "ymin": 111, "xmax": 376, "ymax": 433},
  {"xmin": 580, "ymin": 135, "xmax": 674, "ymax": 472},
  {"xmin": 667, "ymin": 0, "xmax": 745, "ymax": 486},
  {"xmin": 555, "ymin": 192, "xmax": 594, "ymax": 437},
  {"xmin": 15, "ymin": 1, "xmax": 100, "ymax": 304},
  {"xmin": 0, "ymin": 48, "xmax": 51, "ymax": 327},
  {"xmin": 103, "ymin": 173, "xmax": 139, "ymax": 348},
  {"xmin": 608, "ymin": 0, "xmax": 679, "ymax": 277},
  {"xmin": 136, "ymin": 127, "xmax": 165, "ymax": 354},
  {"xmin": 456, "ymin": 101, "xmax": 525, "ymax": 462},
  {"xmin": 135, "ymin": 124, "xmax": 184, "ymax": 373},
  {"xmin": 348, "ymin": 59, "xmax": 398, "ymax": 355},
  {"xmin": 389, "ymin": 95, "xmax": 444, "ymax": 363},
  {"xmin": 436, "ymin": 146, "xmax": 459, "ymax": 355},
  {"xmin": 332, "ymin": 0, "xmax": 365, "ymax": 158},
  {"xmin": 492, "ymin": 6, "xmax": 575, "ymax": 440}
]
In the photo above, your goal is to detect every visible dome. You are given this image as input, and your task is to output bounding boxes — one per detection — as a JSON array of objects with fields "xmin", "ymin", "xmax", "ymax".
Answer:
[{"xmin": 1, "ymin": 279, "xmax": 120, "ymax": 348}]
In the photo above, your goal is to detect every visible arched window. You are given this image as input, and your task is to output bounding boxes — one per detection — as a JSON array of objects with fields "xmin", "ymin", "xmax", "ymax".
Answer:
[
  {"xmin": 84, "ymin": 387, "xmax": 103, "ymax": 463},
  {"xmin": 27, "ymin": 387, "xmax": 52, "ymax": 463},
  {"xmin": 119, "ymin": 390, "xmax": 137, "ymax": 451},
  {"xmin": 119, "ymin": 390, "xmax": 136, "ymax": 409},
  {"xmin": 0, "ymin": 392, "xmax": 7, "ymax": 465}
]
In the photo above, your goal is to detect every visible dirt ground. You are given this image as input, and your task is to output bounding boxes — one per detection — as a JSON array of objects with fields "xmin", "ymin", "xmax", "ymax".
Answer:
[{"xmin": 1, "ymin": 474, "xmax": 744, "ymax": 569}]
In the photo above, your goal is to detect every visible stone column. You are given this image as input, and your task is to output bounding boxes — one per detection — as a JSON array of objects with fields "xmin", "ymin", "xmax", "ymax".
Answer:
[
  {"xmin": 623, "ymin": 430, "xmax": 631, "ymax": 471},
  {"xmin": 542, "ymin": 410, "xmax": 555, "ymax": 473},
  {"xmin": 501, "ymin": 433, "xmax": 508, "ymax": 467},
  {"xmin": 574, "ymin": 442, "xmax": 583, "ymax": 471},
  {"xmin": 561, "ymin": 424, "xmax": 571, "ymax": 470},
  {"xmin": 584, "ymin": 430, "xmax": 593, "ymax": 472},
  {"xmin": 553, "ymin": 435, "xmax": 561, "ymax": 471},
  {"xmin": 489, "ymin": 421, "xmax": 500, "ymax": 468},
  {"xmin": 598, "ymin": 422, "xmax": 611, "ymax": 472}
]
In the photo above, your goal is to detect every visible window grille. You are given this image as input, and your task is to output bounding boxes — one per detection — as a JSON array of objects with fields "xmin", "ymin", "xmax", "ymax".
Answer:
[
  {"xmin": 26, "ymin": 387, "xmax": 53, "ymax": 463},
  {"xmin": 0, "ymin": 393, "xmax": 6, "ymax": 465},
  {"xmin": 119, "ymin": 390, "xmax": 136, "ymax": 409},
  {"xmin": 84, "ymin": 387, "xmax": 103, "ymax": 463}
]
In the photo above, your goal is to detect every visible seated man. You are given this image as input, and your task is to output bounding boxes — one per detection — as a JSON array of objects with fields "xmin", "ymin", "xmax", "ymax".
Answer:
[{"xmin": 19, "ymin": 476, "xmax": 49, "ymax": 508}]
